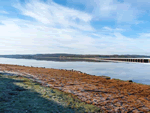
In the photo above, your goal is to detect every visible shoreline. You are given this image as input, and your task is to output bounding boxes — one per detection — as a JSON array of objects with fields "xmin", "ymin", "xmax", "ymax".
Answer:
[
  {"xmin": 0, "ymin": 74, "xmax": 100, "ymax": 112},
  {"xmin": 0, "ymin": 64, "xmax": 150, "ymax": 112}
]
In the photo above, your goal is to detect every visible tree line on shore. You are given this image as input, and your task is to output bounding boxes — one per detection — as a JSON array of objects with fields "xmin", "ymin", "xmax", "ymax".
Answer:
[{"xmin": 0, "ymin": 53, "xmax": 150, "ymax": 60}]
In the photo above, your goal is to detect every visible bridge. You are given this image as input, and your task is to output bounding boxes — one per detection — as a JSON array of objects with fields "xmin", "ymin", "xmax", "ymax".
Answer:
[
  {"xmin": 98, "ymin": 58, "xmax": 150, "ymax": 63},
  {"xmin": 62, "ymin": 57, "xmax": 150, "ymax": 63}
]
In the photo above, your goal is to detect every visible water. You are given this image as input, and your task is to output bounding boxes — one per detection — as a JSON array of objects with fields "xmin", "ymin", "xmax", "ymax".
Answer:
[{"xmin": 0, "ymin": 58, "xmax": 150, "ymax": 85}]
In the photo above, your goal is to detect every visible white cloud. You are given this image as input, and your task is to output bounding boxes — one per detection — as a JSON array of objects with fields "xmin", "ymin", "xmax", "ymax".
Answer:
[
  {"xmin": 139, "ymin": 33, "xmax": 150, "ymax": 38},
  {"xmin": 103, "ymin": 26, "xmax": 124, "ymax": 32},
  {"xmin": 0, "ymin": 11, "xmax": 9, "ymax": 14},
  {"xmin": 0, "ymin": 0, "xmax": 150, "ymax": 55},
  {"xmin": 67, "ymin": 0, "xmax": 146, "ymax": 23},
  {"xmin": 14, "ymin": 0, "xmax": 93, "ymax": 31},
  {"xmin": 103, "ymin": 27, "xmax": 113, "ymax": 31}
]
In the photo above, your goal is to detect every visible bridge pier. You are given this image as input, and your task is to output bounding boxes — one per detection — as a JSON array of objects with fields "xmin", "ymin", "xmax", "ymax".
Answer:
[
  {"xmin": 138, "ymin": 59, "xmax": 140, "ymax": 62},
  {"xmin": 139, "ymin": 59, "xmax": 140, "ymax": 62},
  {"xmin": 144, "ymin": 59, "xmax": 148, "ymax": 63}
]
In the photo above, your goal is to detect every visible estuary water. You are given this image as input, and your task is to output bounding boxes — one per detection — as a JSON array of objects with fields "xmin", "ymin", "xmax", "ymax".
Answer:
[{"xmin": 0, "ymin": 58, "xmax": 150, "ymax": 85}]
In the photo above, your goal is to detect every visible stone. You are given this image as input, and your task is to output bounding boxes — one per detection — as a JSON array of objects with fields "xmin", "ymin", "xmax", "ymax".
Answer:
[{"xmin": 128, "ymin": 80, "xmax": 133, "ymax": 83}]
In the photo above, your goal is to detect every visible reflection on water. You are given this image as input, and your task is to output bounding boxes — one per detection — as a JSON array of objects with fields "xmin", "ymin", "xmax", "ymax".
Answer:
[{"xmin": 0, "ymin": 58, "xmax": 150, "ymax": 85}]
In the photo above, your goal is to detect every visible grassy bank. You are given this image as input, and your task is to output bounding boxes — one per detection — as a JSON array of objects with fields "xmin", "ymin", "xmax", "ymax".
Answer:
[
  {"xmin": 0, "ymin": 74, "xmax": 101, "ymax": 113},
  {"xmin": 0, "ymin": 64, "xmax": 150, "ymax": 112}
]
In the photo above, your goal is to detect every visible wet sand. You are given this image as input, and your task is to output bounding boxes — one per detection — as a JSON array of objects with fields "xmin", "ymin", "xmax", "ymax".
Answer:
[{"xmin": 0, "ymin": 64, "xmax": 150, "ymax": 112}]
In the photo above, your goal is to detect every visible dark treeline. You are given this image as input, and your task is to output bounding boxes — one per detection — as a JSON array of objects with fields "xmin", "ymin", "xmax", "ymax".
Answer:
[{"xmin": 0, "ymin": 54, "xmax": 150, "ymax": 60}]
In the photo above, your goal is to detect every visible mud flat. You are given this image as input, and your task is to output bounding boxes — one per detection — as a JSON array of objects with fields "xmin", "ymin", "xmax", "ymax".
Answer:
[{"xmin": 0, "ymin": 64, "xmax": 150, "ymax": 112}]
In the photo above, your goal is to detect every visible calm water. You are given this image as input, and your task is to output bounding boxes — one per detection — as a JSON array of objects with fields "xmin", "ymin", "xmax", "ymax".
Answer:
[{"xmin": 0, "ymin": 58, "xmax": 150, "ymax": 85}]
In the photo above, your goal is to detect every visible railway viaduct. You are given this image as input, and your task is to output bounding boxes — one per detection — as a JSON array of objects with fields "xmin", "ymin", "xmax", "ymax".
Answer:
[{"xmin": 100, "ymin": 58, "xmax": 150, "ymax": 63}]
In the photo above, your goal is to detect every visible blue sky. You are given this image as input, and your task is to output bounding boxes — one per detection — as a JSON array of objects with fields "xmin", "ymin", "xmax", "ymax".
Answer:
[{"xmin": 0, "ymin": 0, "xmax": 150, "ymax": 55}]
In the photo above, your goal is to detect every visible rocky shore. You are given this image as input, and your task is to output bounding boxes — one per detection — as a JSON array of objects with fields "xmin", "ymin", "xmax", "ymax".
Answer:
[{"xmin": 0, "ymin": 64, "xmax": 150, "ymax": 112}]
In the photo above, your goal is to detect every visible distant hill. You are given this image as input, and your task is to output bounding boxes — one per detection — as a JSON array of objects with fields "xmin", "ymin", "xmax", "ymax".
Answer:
[{"xmin": 0, "ymin": 53, "xmax": 150, "ymax": 61}]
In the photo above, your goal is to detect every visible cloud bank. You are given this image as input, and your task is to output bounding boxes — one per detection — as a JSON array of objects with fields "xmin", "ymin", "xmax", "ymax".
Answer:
[{"xmin": 0, "ymin": 0, "xmax": 150, "ymax": 55}]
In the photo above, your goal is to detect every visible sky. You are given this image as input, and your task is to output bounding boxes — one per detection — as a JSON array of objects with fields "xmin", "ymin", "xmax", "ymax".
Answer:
[{"xmin": 0, "ymin": 0, "xmax": 150, "ymax": 55}]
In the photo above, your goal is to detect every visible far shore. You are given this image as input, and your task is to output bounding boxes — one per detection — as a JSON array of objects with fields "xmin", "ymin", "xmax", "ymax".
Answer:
[{"xmin": 0, "ymin": 64, "xmax": 150, "ymax": 112}]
